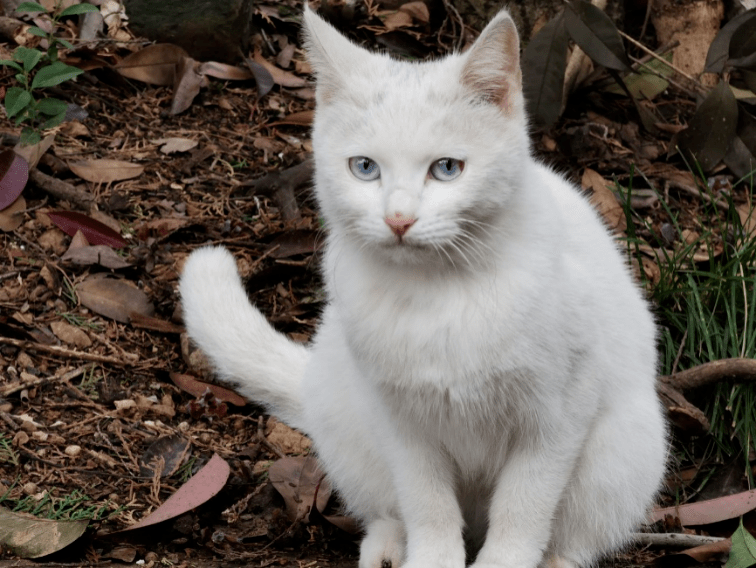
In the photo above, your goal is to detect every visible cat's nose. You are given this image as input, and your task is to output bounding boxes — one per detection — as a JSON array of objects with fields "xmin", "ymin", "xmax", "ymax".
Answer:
[{"xmin": 385, "ymin": 215, "xmax": 416, "ymax": 237}]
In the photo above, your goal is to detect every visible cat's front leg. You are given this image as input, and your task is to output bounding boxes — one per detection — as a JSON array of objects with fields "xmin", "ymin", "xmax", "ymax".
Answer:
[
  {"xmin": 390, "ymin": 437, "xmax": 466, "ymax": 568},
  {"xmin": 470, "ymin": 430, "xmax": 583, "ymax": 568}
]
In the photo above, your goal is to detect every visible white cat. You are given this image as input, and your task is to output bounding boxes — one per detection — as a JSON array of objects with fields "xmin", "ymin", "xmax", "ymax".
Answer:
[{"xmin": 180, "ymin": 7, "xmax": 667, "ymax": 568}]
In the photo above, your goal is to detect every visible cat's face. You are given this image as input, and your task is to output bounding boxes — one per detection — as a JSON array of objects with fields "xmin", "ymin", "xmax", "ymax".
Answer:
[{"xmin": 304, "ymin": 8, "xmax": 529, "ymax": 267}]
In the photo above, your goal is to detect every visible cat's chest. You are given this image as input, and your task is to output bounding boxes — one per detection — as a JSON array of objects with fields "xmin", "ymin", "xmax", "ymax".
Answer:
[{"xmin": 334, "ymin": 265, "xmax": 523, "ymax": 390}]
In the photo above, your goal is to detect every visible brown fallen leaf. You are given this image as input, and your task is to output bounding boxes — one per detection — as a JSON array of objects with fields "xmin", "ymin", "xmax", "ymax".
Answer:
[
  {"xmin": 13, "ymin": 134, "xmax": 54, "ymax": 169},
  {"xmin": 62, "ymin": 243, "xmax": 132, "ymax": 270},
  {"xmin": 69, "ymin": 159, "xmax": 145, "ymax": 184},
  {"xmin": 50, "ymin": 320, "xmax": 92, "ymax": 349},
  {"xmin": 171, "ymin": 55, "xmax": 207, "ymax": 115},
  {"xmin": 76, "ymin": 274, "xmax": 154, "ymax": 323},
  {"xmin": 170, "ymin": 372, "xmax": 246, "ymax": 406},
  {"xmin": 115, "ymin": 43, "xmax": 187, "ymax": 86},
  {"xmin": 138, "ymin": 434, "xmax": 191, "ymax": 478},
  {"xmin": 0, "ymin": 507, "xmax": 88, "ymax": 559},
  {"xmin": 117, "ymin": 453, "xmax": 230, "ymax": 532},
  {"xmin": 654, "ymin": 538, "xmax": 730, "ymax": 568},
  {"xmin": 269, "ymin": 456, "xmax": 329, "ymax": 524},
  {"xmin": 153, "ymin": 137, "xmax": 199, "ymax": 154},
  {"xmin": 582, "ymin": 168, "xmax": 627, "ymax": 232},
  {"xmin": 253, "ymin": 48, "xmax": 307, "ymax": 88},
  {"xmin": 0, "ymin": 194, "xmax": 25, "ymax": 232},
  {"xmin": 130, "ymin": 313, "xmax": 184, "ymax": 334},
  {"xmin": 268, "ymin": 110, "xmax": 315, "ymax": 127}
]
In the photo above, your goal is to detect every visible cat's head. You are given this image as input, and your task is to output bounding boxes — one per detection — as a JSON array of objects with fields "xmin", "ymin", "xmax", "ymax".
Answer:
[{"xmin": 303, "ymin": 7, "xmax": 530, "ymax": 268}]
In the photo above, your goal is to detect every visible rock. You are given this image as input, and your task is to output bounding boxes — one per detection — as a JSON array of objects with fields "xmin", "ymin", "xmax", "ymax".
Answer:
[{"xmin": 122, "ymin": 0, "xmax": 255, "ymax": 63}]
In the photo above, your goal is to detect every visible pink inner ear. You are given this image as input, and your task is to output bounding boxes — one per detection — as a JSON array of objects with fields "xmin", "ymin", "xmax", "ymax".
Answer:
[{"xmin": 460, "ymin": 14, "xmax": 523, "ymax": 113}]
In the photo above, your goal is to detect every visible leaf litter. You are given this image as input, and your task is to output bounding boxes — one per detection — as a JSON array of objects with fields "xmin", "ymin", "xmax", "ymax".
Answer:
[{"xmin": 2, "ymin": 1, "xmax": 756, "ymax": 567}]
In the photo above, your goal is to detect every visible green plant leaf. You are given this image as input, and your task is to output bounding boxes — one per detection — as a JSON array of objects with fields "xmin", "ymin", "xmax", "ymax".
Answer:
[
  {"xmin": 726, "ymin": 519, "xmax": 756, "ymax": 568},
  {"xmin": 0, "ymin": 59, "xmax": 22, "ymax": 72},
  {"xmin": 14, "ymin": 46, "xmax": 43, "ymax": 72},
  {"xmin": 57, "ymin": 38, "xmax": 74, "ymax": 50},
  {"xmin": 26, "ymin": 26, "xmax": 48, "ymax": 39},
  {"xmin": 705, "ymin": 9, "xmax": 756, "ymax": 73},
  {"xmin": 4, "ymin": 87, "xmax": 32, "ymax": 118},
  {"xmin": 15, "ymin": 1, "xmax": 47, "ymax": 13},
  {"xmin": 728, "ymin": 13, "xmax": 756, "ymax": 71},
  {"xmin": 41, "ymin": 111, "xmax": 66, "ymax": 130},
  {"xmin": 678, "ymin": 80, "xmax": 739, "ymax": 172},
  {"xmin": 564, "ymin": 0, "xmax": 631, "ymax": 72},
  {"xmin": 522, "ymin": 12, "xmax": 568, "ymax": 128},
  {"xmin": 20, "ymin": 128, "xmax": 41, "ymax": 147},
  {"xmin": 36, "ymin": 97, "xmax": 67, "ymax": 116},
  {"xmin": 31, "ymin": 62, "xmax": 83, "ymax": 89},
  {"xmin": 60, "ymin": 3, "xmax": 98, "ymax": 16}
]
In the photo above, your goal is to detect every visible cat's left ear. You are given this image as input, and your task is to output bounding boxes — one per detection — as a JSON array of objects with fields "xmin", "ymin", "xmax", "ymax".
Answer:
[
  {"xmin": 461, "ymin": 10, "xmax": 523, "ymax": 114},
  {"xmin": 302, "ymin": 5, "xmax": 366, "ymax": 103}
]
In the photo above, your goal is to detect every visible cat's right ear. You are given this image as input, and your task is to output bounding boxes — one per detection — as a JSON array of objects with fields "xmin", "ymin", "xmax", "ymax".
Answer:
[{"xmin": 302, "ymin": 6, "xmax": 361, "ymax": 103}]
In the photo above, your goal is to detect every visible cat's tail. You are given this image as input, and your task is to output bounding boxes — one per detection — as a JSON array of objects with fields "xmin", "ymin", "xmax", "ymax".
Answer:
[{"xmin": 179, "ymin": 246, "xmax": 309, "ymax": 430}]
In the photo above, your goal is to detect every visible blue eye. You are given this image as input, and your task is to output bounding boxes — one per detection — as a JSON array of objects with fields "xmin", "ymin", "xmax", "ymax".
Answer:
[
  {"xmin": 430, "ymin": 158, "xmax": 464, "ymax": 181},
  {"xmin": 349, "ymin": 157, "xmax": 381, "ymax": 181}
]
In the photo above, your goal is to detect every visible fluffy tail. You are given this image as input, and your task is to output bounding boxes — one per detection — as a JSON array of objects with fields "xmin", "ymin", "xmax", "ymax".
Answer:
[{"xmin": 179, "ymin": 246, "xmax": 310, "ymax": 429}]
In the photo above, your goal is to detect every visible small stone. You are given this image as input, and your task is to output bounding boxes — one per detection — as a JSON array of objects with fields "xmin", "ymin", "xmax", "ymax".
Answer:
[
  {"xmin": 22, "ymin": 482, "xmax": 37, "ymax": 495},
  {"xmin": 64, "ymin": 445, "xmax": 82, "ymax": 457}
]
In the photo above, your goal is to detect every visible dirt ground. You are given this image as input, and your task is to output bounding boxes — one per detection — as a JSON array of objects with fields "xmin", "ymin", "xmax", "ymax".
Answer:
[{"xmin": 0, "ymin": 0, "xmax": 750, "ymax": 566}]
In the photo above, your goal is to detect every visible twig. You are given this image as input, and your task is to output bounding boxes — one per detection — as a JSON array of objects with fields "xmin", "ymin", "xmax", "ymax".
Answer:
[
  {"xmin": 0, "ymin": 366, "xmax": 87, "ymax": 397},
  {"xmin": 632, "ymin": 532, "xmax": 727, "ymax": 548},
  {"xmin": 618, "ymin": 30, "xmax": 706, "ymax": 93},
  {"xmin": 0, "ymin": 336, "xmax": 136, "ymax": 366},
  {"xmin": 29, "ymin": 168, "xmax": 95, "ymax": 210},
  {"xmin": 662, "ymin": 358, "xmax": 756, "ymax": 391},
  {"xmin": 237, "ymin": 159, "xmax": 314, "ymax": 222}
]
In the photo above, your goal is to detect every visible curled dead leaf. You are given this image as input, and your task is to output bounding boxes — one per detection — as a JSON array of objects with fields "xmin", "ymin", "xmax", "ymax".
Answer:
[
  {"xmin": 69, "ymin": 159, "xmax": 144, "ymax": 184},
  {"xmin": 0, "ymin": 507, "xmax": 88, "ymax": 558},
  {"xmin": 77, "ymin": 275, "xmax": 154, "ymax": 323}
]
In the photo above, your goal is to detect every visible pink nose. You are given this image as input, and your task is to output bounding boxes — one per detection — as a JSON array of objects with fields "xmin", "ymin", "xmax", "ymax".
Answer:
[{"xmin": 385, "ymin": 216, "xmax": 416, "ymax": 237}]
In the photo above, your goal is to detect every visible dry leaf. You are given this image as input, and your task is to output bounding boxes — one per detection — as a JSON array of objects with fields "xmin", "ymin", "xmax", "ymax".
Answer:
[
  {"xmin": 0, "ymin": 507, "xmax": 88, "ymax": 558},
  {"xmin": 0, "ymin": 194, "xmax": 25, "ymax": 232},
  {"xmin": 69, "ymin": 159, "xmax": 144, "ymax": 184},
  {"xmin": 581, "ymin": 168, "xmax": 627, "ymax": 232},
  {"xmin": 50, "ymin": 320, "xmax": 92, "ymax": 349},
  {"xmin": 153, "ymin": 137, "xmax": 199, "ymax": 154},
  {"xmin": 61, "ymin": 244, "xmax": 132, "ymax": 269},
  {"xmin": 138, "ymin": 435, "xmax": 191, "ymax": 478},
  {"xmin": 117, "ymin": 454, "xmax": 230, "ymax": 532},
  {"xmin": 77, "ymin": 275, "xmax": 154, "ymax": 323},
  {"xmin": 169, "ymin": 372, "xmax": 246, "ymax": 406},
  {"xmin": 253, "ymin": 49, "xmax": 307, "ymax": 88},
  {"xmin": 400, "ymin": 1, "xmax": 430, "ymax": 23},
  {"xmin": 115, "ymin": 43, "xmax": 188, "ymax": 86},
  {"xmin": 199, "ymin": 60, "xmax": 252, "ymax": 80},
  {"xmin": 13, "ymin": 134, "xmax": 54, "ymax": 169},
  {"xmin": 650, "ymin": 488, "xmax": 756, "ymax": 526},
  {"xmin": 171, "ymin": 56, "xmax": 206, "ymax": 115},
  {"xmin": 267, "ymin": 420, "xmax": 312, "ymax": 453},
  {"xmin": 269, "ymin": 456, "xmax": 329, "ymax": 523}
]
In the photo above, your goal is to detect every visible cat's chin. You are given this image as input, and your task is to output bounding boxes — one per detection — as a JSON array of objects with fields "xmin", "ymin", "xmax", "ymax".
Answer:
[{"xmin": 372, "ymin": 239, "xmax": 460, "ymax": 269}]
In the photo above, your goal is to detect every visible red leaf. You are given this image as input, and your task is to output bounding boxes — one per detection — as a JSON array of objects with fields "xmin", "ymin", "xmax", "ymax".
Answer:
[
  {"xmin": 0, "ymin": 150, "xmax": 29, "ymax": 211},
  {"xmin": 650, "ymin": 488, "xmax": 756, "ymax": 526},
  {"xmin": 47, "ymin": 211, "xmax": 127, "ymax": 248},
  {"xmin": 116, "ymin": 454, "xmax": 230, "ymax": 532}
]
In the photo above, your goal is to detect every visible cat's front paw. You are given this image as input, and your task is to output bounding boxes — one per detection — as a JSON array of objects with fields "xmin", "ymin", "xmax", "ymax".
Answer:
[{"xmin": 359, "ymin": 519, "xmax": 405, "ymax": 568}]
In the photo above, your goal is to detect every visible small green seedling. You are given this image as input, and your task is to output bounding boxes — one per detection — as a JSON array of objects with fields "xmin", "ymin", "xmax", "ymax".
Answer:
[{"xmin": 0, "ymin": 1, "xmax": 98, "ymax": 145}]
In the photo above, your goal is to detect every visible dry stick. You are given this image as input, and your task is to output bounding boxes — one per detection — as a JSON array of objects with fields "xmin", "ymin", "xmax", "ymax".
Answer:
[
  {"xmin": 0, "ymin": 336, "xmax": 135, "ymax": 367},
  {"xmin": 619, "ymin": 30, "xmax": 706, "ymax": 94},
  {"xmin": 29, "ymin": 168, "xmax": 95, "ymax": 210},
  {"xmin": 0, "ymin": 366, "xmax": 87, "ymax": 397},
  {"xmin": 632, "ymin": 532, "xmax": 726, "ymax": 548},
  {"xmin": 238, "ymin": 158, "xmax": 314, "ymax": 222},
  {"xmin": 662, "ymin": 358, "xmax": 756, "ymax": 391}
]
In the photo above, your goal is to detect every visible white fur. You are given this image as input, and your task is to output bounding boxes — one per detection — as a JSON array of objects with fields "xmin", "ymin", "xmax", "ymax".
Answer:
[{"xmin": 180, "ymin": 8, "xmax": 667, "ymax": 568}]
